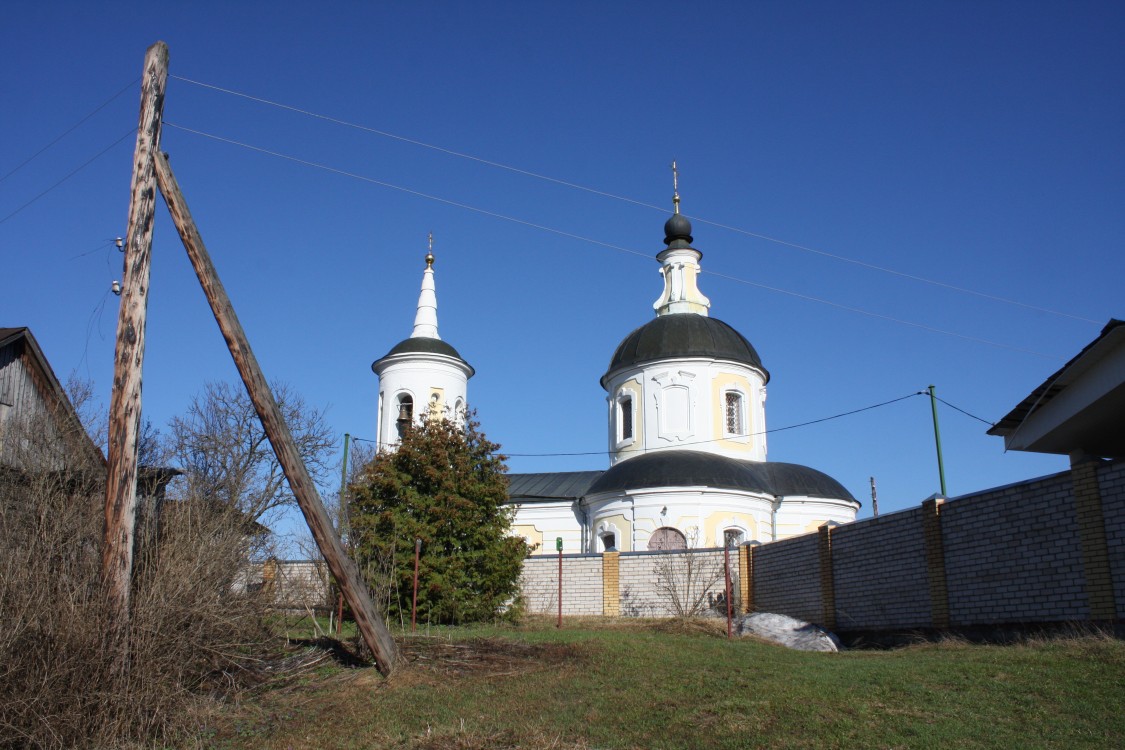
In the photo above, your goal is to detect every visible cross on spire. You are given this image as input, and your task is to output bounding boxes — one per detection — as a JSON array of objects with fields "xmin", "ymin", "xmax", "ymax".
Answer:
[{"xmin": 671, "ymin": 159, "xmax": 681, "ymax": 214}]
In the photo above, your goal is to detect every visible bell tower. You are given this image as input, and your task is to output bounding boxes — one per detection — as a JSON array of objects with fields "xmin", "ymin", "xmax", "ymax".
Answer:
[{"xmin": 371, "ymin": 236, "xmax": 474, "ymax": 452}]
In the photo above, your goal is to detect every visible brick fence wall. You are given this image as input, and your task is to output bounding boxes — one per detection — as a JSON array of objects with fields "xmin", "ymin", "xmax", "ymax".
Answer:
[
  {"xmin": 1102, "ymin": 462, "xmax": 1125, "ymax": 620},
  {"xmin": 518, "ymin": 458, "xmax": 1124, "ymax": 633},
  {"xmin": 520, "ymin": 553, "xmax": 603, "ymax": 616},
  {"xmin": 941, "ymin": 472, "xmax": 1088, "ymax": 625},
  {"xmin": 751, "ymin": 534, "xmax": 821, "ymax": 624},
  {"xmin": 831, "ymin": 507, "xmax": 930, "ymax": 631}
]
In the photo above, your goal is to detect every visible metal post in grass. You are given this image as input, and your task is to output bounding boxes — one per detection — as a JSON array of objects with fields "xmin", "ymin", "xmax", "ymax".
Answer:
[
  {"xmin": 724, "ymin": 545, "xmax": 733, "ymax": 639},
  {"xmin": 928, "ymin": 385, "xmax": 948, "ymax": 496},
  {"xmin": 556, "ymin": 537, "xmax": 563, "ymax": 629},
  {"xmin": 336, "ymin": 432, "xmax": 350, "ymax": 637},
  {"xmin": 412, "ymin": 538, "xmax": 422, "ymax": 632}
]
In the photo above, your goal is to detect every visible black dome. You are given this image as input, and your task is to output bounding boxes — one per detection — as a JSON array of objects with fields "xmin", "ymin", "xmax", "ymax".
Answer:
[
  {"xmin": 663, "ymin": 213, "xmax": 693, "ymax": 246},
  {"xmin": 602, "ymin": 314, "xmax": 768, "ymax": 387},
  {"xmin": 586, "ymin": 450, "xmax": 856, "ymax": 503},
  {"xmin": 372, "ymin": 337, "xmax": 473, "ymax": 375}
]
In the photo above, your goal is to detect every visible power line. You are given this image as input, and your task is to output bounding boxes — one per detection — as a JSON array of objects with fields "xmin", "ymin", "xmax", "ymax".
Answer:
[
  {"xmin": 170, "ymin": 74, "xmax": 1100, "ymax": 326},
  {"xmin": 933, "ymin": 395, "xmax": 993, "ymax": 426},
  {"xmin": 351, "ymin": 394, "xmax": 995, "ymax": 457},
  {"xmin": 162, "ymin": 121, "xmax": 653, "ymax": 261},
  {"xmin": 69, "ymin": 238, "xmax": 118, "ymax": 260},
  {"xmin": 163, "ymin": 121, "xmax": 1064, "ymax": 361},
  {"xmin": 705, "ymin": 269, "xmax": 1062, "ymax": 359},
  {"xmin": 0, "ymin": 128, "xmax": 137, "ymax": 225},
  {"xmin": 505, "ymin": 392, "xmax": 925, "ymax": 457},
  {"xmin": 1, "ymin": 78, "xmax": 139, "ymax": 183}
]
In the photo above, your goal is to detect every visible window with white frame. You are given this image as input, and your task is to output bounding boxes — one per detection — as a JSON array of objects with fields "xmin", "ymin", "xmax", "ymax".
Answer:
[
  {"xmin": 617, "ymin": 394, "xmax": 634, "ymax": 443},
  {"xmin": 724, "ymin": 391, "xmax": 744, "ymax": 437},
  {"xmin": 600, "ymin": 532, "xmax": 617, "ymax": 551},
  {"xmin": 724, "ymin": 528, "xmax": 745, "ymax": 548}
]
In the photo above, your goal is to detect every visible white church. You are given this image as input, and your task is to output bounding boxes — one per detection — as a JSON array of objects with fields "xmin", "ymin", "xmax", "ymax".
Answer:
[{"xmin": 371, "ymin": 197, "xmax": 860, "ymax": 555}]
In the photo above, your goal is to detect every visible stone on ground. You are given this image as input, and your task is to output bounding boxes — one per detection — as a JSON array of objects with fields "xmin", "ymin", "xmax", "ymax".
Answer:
[{"xmin": 736, "ymin": 612, "xmax": 841, "ymax": 652}]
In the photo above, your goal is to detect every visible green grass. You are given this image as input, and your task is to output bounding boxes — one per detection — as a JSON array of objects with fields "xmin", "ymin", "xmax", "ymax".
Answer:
[{"xmin": 207, "ymin": 618, "xmax": 1125, "ymax": 749}]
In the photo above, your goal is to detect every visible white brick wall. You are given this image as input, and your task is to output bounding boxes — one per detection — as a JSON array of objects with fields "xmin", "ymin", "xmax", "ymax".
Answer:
[
  {"xmin": 520, "ymin": 554, "xmax": 603, "ymax": 616},
  {"xmin": 618, "ymin": 549, "xmax": 729, "ymax": 618}
]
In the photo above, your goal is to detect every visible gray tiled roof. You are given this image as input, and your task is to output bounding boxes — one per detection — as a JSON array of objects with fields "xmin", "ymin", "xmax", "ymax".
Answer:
[
  {"xmin": 507, "ymin": 471, "xmax": 604, "ymax": 502},
  {"xmin": 585, "ymin": 450, "xmax": 856, "ymax": 502}
]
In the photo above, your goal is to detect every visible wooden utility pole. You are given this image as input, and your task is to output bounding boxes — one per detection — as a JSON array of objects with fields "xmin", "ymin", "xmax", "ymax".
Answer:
[
  {"xmin": 103, "ymin": 41, "xmax": 168, "ymax": 629},
  {"xmin": 154, "ymin": 153, "xmax": 399, "ymax": 675}
]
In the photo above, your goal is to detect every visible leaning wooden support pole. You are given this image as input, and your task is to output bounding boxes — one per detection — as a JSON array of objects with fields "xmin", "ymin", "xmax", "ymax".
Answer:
[
  {"xmin": 104, "ymin": 41, "xmax": 168, "ymax": 630},
  {"xmin": 153, "ymin": 153, "xmax": 399, "ymax": 675}
]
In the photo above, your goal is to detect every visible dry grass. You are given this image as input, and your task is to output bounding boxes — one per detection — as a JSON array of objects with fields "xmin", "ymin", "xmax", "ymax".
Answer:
[{"xmin": 0, "ymin": 422, "xmax": 275, "ymax": 749}]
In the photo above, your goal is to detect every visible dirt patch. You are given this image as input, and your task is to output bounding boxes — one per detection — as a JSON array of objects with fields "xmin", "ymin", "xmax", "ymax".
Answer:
[
  {"xmin": 649, "ymin": 616, "xmax": 730, "ymax": 638},
  {"xmin": 408, "ymin": 727, "xmax": 594, "ymax": 749},
  {"xmin": 401, "ymin": 636, "xmax": 585, "ymax": 679}
]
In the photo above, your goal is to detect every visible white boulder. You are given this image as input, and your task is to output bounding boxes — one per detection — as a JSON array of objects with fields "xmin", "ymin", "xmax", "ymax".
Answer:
[{"xmin": 736, "ymin": 612, "xmax": 841, "ymax": 652}]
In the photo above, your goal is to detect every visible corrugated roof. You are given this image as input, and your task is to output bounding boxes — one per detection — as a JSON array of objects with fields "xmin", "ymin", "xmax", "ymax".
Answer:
[
  {"xmin": 507, "ymin": 471, "xmax": 604, "ymax": 502},
  {"xmin": 989, "ymin": 318, "xmax": 1123, "ymax": 433},
  {"xmin": 585, "ymin": 450, "xmax": 856, "ymax": 502}
]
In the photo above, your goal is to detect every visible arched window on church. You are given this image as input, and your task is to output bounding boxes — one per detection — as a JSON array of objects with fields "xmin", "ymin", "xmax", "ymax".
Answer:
[
  {"xmin": 724, "ymin": 528, "xmax": 745, "ymax": 548},
  {"xmin": 396, "ymin": 394, "xmax": 414, "ymax": 438},
  {"xmin": 648, "ymin": 527, "xmax": 687, "ymax": 551},
  {"xmin": 600, "ymin": 532, "xmax": 617, "ymax": 552},
  {"xmin": 617, "ymin": 394, "xmax": 634, "ymax": 443},
  {"xmin": 724, "ymin": 391, "xmax": 744, "ymax": 437}
]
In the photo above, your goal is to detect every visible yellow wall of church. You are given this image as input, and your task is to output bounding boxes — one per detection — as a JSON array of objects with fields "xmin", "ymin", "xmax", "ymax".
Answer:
[
  {"xmin": 512, "ymin": 524, "xmax": 544, "ymax": 553},
  {"xmin": 615, "ymin": 378, "xmax": 644, "ymax": 458},
  {"xmin": 596, "ymin": 513, "xmax": 632, "ymax": 551},
  {"xmin": 703, "ymin": 510, "xmax": 758, "ymax": 547},
  {"xmin": 711, "ymin": 373, "xmax": 754, "ymax": 454}
]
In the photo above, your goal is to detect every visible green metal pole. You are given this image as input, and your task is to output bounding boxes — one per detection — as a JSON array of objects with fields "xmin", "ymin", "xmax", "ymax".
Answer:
[
  {"xmin": 928, "ymin": 386, "xmax": 947, "ymax": 496},
  {"xmin": 338, "ymin": 432, "xmax": 351, "ymax": 529},
  {"xmin": 334, "ymin": 432, "xmax": 351, "ymax": 636}
]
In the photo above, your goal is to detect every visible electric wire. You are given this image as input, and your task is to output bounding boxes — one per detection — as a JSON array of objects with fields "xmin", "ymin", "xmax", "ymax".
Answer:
[
  {"xmin": 932, "ymin": 395, "xmax": 994, "ymax": 426},
  {"xmin": 350, "ymin": 392, "xmax": 923, "ymax": 457},
  {"xmin": 347, "ymin": 392, "xmax": 990, "ymax": 458},
  {"xmin": 1, "ymin": 77, "xmax": 139, "ymax": 184},
  {"xmin": 505, "ymin": 391, "xmax": 925, "ymax": 456},
  {"xmin": 705, "ymin": 269, "xmax": 1061, "ymax": 359},
  {"xmin": 0, "ymin": 127, "xmax": 137, "ymax": 225},
  {"xmin": 170, "ymin": 74, "xmax": 1100, "ymax": 326},
  {"xmin": 163, "ymin": 121, "xmax": 1064, "ymax": 360},
  {"xmin": 162, "ymin": 122, "xmax": 653, "ymax": 261},
  {"xmin": 69, "ymin": 238, "xmax": 117, "ymax": 260}
]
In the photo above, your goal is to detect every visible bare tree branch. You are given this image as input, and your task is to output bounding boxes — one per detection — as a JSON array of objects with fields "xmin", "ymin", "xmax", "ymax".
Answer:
[{"xmin": 167, "ymin": 381, "xmax": 334, "ymax": 524}]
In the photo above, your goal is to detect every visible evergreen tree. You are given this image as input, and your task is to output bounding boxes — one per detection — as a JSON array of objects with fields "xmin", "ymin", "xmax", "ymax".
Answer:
[{"xmin": 348, "ymin": 412, "xmax": 527, "ymax": 625}]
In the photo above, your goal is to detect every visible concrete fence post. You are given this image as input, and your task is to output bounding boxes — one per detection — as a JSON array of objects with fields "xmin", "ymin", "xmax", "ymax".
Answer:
[
  {"xmin": 1069, "ymin": 454, "xmax": 1117, "ymax": 620},
  {"xmin": 602, "ymin": 551, "xmax": 620, "ymax": 616},
  {"xmin": 739, "ymin": 542, "xmax": 757, "ymax": 614},
  {"xmin": 921, "ymin": 496, "xmax": 950, "ymax": 629},
  {"xmin": 817, "ymin": 524, "xmax": 837, "ymax": 630}
]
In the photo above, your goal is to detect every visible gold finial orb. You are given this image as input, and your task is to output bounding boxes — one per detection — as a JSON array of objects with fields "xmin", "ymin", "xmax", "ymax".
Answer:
[{"xmin": 425, "ymin": 231, "xmax": 434, "ymax": 268}]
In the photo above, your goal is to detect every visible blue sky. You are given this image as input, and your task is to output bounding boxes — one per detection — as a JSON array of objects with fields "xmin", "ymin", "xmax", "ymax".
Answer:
[{"xmin": 3, "ymin": 1, "xmax": 1122, "ymax": 531}]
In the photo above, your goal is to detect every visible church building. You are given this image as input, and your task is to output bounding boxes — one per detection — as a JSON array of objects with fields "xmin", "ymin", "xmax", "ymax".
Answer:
[{"xmin": 372, "ymin": 190, "xmax": 860, "ymax": 555}]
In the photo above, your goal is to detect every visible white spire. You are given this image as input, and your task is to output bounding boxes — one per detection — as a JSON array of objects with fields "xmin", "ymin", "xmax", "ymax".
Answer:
[
  {"xmin": 654, "ymin": 165, "xmax": 710, "ymax": 316},
  {"xmin": 411, "ymin": 234, "xmax": 440, "ymax": 339}
]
